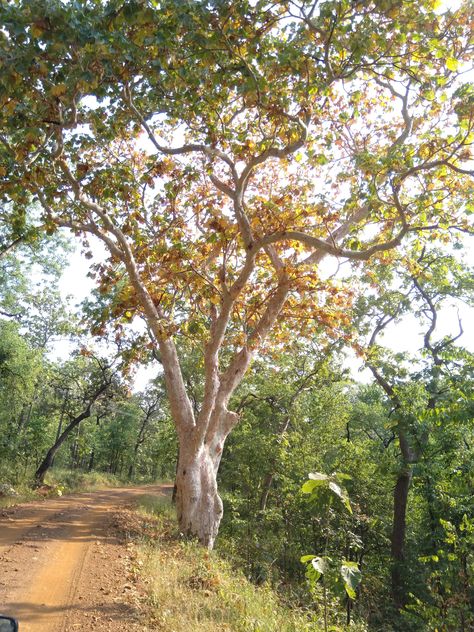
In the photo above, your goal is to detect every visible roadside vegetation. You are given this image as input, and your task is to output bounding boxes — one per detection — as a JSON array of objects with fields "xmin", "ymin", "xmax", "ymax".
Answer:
[
  {"xmin": 1, "ymin": 224, "xmax": 473, "ymax": 631},
  {"xmin": 1, "ymin": 218, "xmax": 473, "ymax": 631},
  {"xmin": 0, "ymin": 470, "xmax": 123, "ymax": 507},
  {"xmin": 121, "ymin": 495, "xmax": 367, "ymax": 632}
]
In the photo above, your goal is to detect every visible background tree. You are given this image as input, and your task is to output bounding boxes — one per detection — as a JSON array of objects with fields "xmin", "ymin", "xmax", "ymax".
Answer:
[
  {"xmin": 354, "ymin": 246, "xmax": 474, "ymax": 622},
  {"xmin": 0, "ymin": 320, "xmax": 43, "ymax": 480},
  {"xmin": 34, "ymin": 353, "xmax": 121, "ymax": 485}
]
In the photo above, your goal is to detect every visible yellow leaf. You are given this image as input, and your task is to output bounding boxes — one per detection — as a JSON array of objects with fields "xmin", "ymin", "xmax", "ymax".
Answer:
[
  {"xmin": 446, "ymin": 57, "xmax": 459, "ymax": 72},
  {"xmin": 31, "ymin": 25, "xmax": 44, "ymax": 38},
  {"xmin": 50, "ymin": 83, "xmax": 67, "ymax": 97}
]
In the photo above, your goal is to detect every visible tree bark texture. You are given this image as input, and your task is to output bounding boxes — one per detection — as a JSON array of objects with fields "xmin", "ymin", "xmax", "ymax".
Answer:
[{"xmin": 175, "ymin": 442, "xmax": 223, "ymax": 549}]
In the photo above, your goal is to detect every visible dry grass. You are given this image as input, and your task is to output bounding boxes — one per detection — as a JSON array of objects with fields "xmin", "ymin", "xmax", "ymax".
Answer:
[
  {"xmin": 45, "ymin": 468, "xmax": 124, "ymax": 492},
  {"xmin": 130, "ymin": 496, "xmax": 317, "ymax": 632}
]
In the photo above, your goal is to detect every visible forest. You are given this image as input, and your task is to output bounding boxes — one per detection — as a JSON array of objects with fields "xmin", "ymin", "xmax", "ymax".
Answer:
[{"xmin": 0, "ymin": 0, "xmax": 473, "ymax": 630}]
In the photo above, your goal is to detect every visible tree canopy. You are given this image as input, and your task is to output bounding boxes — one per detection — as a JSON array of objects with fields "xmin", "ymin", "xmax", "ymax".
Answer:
[{"xmin": 1, "ymin": 0, "xmax": 473, "ymax": 550}]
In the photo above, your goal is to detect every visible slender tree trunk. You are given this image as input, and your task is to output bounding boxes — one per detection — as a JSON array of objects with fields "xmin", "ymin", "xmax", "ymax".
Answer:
[
  {"xmin": 390, "ymin": 465, "xmax": 413, "ymax": 609},
  {"xmin": 259, "ymin": 415, "xmax": 291, "ymax": 512},
  {"xmin": 171, "ymin": 446, "xmax": 179, "ymax": 504},
  {"xmin": 259, "ymin": 472, "xmax": 275, "ymax": 512},
  {"xmin": 88, "ymin": 448, "xmax": 95, "ymax": 472},
  {"xmin": 128, "ymin": 410, "xmax": 153, "ymax": 479},
  {"xmin": 51, "ymin": 395, "xmax": 68, "ymax": 468},
  {"xmin": 34, "ymin": 382, "xmax": 108, "ymax": 485},
  {"xmin": 35, "ymin": 408, "xmax": 91, "ymax": 485},
  {"xmin": 17, "ymin": 404, "xmax": 28, "ymax": 432},
  {"xmin": 128, "ymin": 443, "xmax": 139, "ymax": 479},
  {"xmin": 390, "ymin": 425, "xmax": 420, "ymax": 611}
]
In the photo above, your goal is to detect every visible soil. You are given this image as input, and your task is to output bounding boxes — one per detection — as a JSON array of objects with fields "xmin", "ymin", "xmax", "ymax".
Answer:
[{"xmin": 0, "ymin": 484, "xmax": 170, "ymax": 632}]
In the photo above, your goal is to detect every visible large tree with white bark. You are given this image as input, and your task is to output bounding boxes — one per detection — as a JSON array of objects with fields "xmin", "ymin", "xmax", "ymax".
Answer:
[{"xmin": 1, "ymin": 0, "xmax": 473, "ymax": 547}]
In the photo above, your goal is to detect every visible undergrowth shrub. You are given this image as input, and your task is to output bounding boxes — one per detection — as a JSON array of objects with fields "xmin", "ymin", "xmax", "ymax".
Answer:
[{"xmin": 129, "ymin": 495, "xmax": 368, "ymax": 632}]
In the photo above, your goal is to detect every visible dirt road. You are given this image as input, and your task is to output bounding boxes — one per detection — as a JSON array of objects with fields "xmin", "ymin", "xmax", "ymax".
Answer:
[{"xmin": 0, "ymin": 485, "xmax": 169, "ymax": 632}]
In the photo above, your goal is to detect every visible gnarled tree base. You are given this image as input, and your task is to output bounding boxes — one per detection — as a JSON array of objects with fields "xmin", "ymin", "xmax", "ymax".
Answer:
[{"xmin": 175, "ymin": 445, "xmax": 223, "ymax": 549}]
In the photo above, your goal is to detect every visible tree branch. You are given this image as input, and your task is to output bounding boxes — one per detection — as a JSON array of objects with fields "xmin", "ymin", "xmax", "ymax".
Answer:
[{"xmin": 122, "ymin": 85, "xmax": 238, "ymax": 178}]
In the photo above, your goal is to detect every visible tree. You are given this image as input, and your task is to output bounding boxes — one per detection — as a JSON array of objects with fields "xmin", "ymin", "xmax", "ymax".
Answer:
[
  {"xmin": 0, "ymin": 230, "xmax": 70, "ymax": 326},
  {"xmin": 218, "ymin": 343, "xmax": 351, "ymax": 576},
  {"xmin": 1, "ymin": 0, "xmax": 473, "ymax": 547},
  {"xmin": 355, "ymin": 246, "xmax": 474, "ymax": 611},
  {"xmin": 301, "ymin": 472, "xmax": 361, "ymax": 631},
  {"xmin": 34, "ymin": 354, "xmax": 120, "ymax": 485},
  {"xmin": 127, "ymin": 386, "xmax": 163, "ymax": 479},
  {"xmin": 0, "ymin": 320, "xmax": 43, "ymax": 479}
]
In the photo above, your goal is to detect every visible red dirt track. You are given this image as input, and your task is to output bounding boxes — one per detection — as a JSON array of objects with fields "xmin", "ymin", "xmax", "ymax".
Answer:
[{"xmin": 0, "ymin": 485, "xmax": 169, "ymax": 631}]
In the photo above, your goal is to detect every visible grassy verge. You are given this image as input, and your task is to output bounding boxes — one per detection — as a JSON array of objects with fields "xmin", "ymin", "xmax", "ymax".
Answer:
[
  {"xmin": 45, "ymin": 468, "xmax": 124, "ymax": 493},
  {"xmin": 0, "ymin": 469, "xmax": 125, "ymax": 507},
  {"xmin": 0, "ymin": 483, "xmax": 38, "ymax": 508},
  {"xmin": 123, "ymin": 495, "xmax": 318, "ymax": 632}
]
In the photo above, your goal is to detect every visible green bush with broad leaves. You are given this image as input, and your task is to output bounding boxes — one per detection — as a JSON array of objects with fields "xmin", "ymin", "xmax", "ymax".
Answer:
[{"xmin": 301, "ymin": 473, "xmax": 362, "ymax": 631}]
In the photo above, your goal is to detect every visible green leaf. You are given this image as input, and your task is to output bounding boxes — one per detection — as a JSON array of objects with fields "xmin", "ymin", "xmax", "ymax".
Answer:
[
  {"xmin": 340, "ymin": 561, "xmax": 362, "ymax": 600},
  {"xmin": 328, "ymin": 481, "xmax": 352, "ymax": 514},
  {"xmin": 302, "ymin": 472, "xmax": 329, "ymax": 493},
  {"xmin": 311, "ymin": 556, "xmax": 327, "ymax": 575},
  {"xmin": 301, "ymin": 479, "xmax": 319, "ymax": 494},
  {"xmin": 300, "ymin": 555, "xmax": 317, "ymax": 563},
  {"xmin": 301, "ymin": 555, "xmax": 327, "ymax": 584}
]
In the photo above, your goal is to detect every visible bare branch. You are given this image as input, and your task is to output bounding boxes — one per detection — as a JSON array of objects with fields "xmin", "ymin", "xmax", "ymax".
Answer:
[
  {"xmin": 374, "ymin": 77, "xmax": 413, "ymax": 149},
  {"xmin": 0, "ymin": 236, "xmax": 24, "ymax": 259},
  {"xmin": 122, "ymin": 85, "xmax": 238, "ymax": 178},
  {"xmin": 259, "ymin": 222, "xmax": 408, "ymax": 262}
]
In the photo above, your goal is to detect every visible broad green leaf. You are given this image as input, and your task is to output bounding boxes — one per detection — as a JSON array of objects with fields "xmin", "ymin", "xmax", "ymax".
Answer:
[
  {"xmin": 340, "ymin": 561, "xmax": 362, "ymax": 600},
  {"xmin": 302, "ymin": 472, "xmax": 329, "ymax": 493},
  {"xmin": 311, "ymin": 556, "xmax": 327, "ymax": 575},
  {"xmin": 301, "ymin": 479, "xmax": 319, "ymax": 494},
  {"xmin": 300, "ymin": 555, "xmax": 317, "ymax": 563},
  {"xmin": 328, "ymin": 481, "xmax": 352, "ymax": 514}
]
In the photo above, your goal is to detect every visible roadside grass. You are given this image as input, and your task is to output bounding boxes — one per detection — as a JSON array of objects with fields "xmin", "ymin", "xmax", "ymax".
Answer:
[
  {"xmin": 129, "ymin": 495, "xmax": 318, "ymax": 632},
  {"xmin": 45, "ymin": 468, "xmax": 123, "ymax": 493},
  {"xmin": 0, "ymin": 483, "xmax": 37, "ymax": 508},
  {"xmin": 0, "ymin": 469, "xmax": 127, "ymax": 507}
]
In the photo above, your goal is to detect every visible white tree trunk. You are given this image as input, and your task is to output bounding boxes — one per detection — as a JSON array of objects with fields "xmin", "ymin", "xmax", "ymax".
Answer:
[{"xmin": 175, "ymin": 441, "xmax": 223, "ymax": 549}]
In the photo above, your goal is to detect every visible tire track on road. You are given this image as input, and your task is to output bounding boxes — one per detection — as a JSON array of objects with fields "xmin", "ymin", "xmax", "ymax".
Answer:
[{"xmin": 0, "ymin": 485, "xmax": 168, "ymax": 631}]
